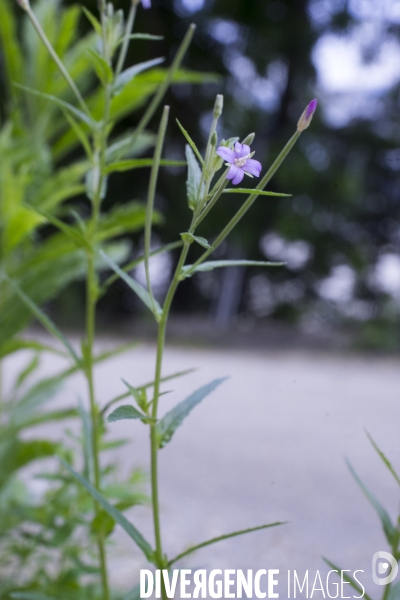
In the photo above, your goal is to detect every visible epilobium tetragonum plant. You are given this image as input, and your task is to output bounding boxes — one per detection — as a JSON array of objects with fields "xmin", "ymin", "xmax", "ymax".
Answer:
[{"xmin": 6, "ymin": 0, "xmax": 317, "ymax": 597}]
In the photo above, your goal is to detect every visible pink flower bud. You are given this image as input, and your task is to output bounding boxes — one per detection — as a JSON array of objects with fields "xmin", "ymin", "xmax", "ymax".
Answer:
[{"xmin": 297, "ymin": 98, "xmax": 318, "ymax": 132}]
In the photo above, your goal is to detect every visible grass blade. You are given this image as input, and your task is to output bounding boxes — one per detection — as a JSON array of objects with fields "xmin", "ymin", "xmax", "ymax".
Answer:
[
  {"xmin": 61, "ymin": 459, "xmax": 156, "ymax": 563},
  {"xmin": 99, "ymin": 250, "xmax": 162, "ymax": 320},
  {"xmin": 168, "ymin": 522, "xmax": 285, "ymax": 566},
  {"xmin": 323, "ymin": 558, "xmax": 372, "ymax": 600},
  {"xmin": 366, "ymin": 431, "xmax": 400, "ymax": 487},
  {"xmin": 3, "ymin": 274, "xmax": 81, "ymax": 368}
]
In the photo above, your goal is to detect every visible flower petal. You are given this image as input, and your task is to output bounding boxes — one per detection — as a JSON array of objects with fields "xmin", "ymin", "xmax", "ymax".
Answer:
[
  {"xmin": 141, "ymin": 0, "xmax": 151, "ymax": 8},
  {"xmin": 244, "ymin": 158, "xmax": 262, "ymax": 177},
  {"xmin": 216, "ymin": 146, "xmax": 235, "ymax": 163},
  {"xmin": 234, "ymin": 142, "xmax": 243, "ymax": 156},
  {"xmin": 229, "ymin": 166, "xmax": 245, "ymax": 185}
]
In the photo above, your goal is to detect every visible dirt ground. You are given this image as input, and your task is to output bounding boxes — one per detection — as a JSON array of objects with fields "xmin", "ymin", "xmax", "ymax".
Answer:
[{"xmin": 4, "ymin": 339, "xmax": 400, "ymax": 597}]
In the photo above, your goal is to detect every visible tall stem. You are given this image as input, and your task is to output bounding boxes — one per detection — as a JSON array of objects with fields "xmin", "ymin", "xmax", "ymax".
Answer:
[
  {"xmin": 116, "ymin": 1, "xmax": 137, "ymax": 76},
  {"xmin": 149, "ymin": 242, "xmax": 191, "ymax": 593},
  {"xmin": 84, "ymin": 5, "xmax": 112, "ymax": 593}
]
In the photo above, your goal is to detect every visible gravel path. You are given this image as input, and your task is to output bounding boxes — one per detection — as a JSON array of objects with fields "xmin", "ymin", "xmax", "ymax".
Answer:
[{"xmin": 5, "ymin": 341, "xmax": 400, "ymax": 597}]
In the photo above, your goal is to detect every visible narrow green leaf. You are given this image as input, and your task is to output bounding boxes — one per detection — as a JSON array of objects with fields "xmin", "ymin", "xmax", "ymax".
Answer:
[
  {"xmin": 176, "ymin": 120, "xmax": 205, "ymax": 166},
  {"xmin": 185, "ymin": 145, "xmax": 203, "ymax": 210},
  {"xmin": 168, "ymin": 522, "xmax": 285, "ymax": 566},
  {"xmin": 14, "ymin": 354, "xmax": 40, "ymax": 389},
  {"xmin": 88, "ymin": 48, "xmax": 114, "ymax": 86},
  {"xmin": 347, "ymin": 460, "xmax": 397, "ymax": 546},
  {"xmin": 94, "ymin": 342, "xmax": 139, "ymax": 364},
  {"xmin": 181, "ymin": 232, "xmax": 212, "ymax": 249},
  {"xmin": 24, "ymin": 203, "xmax": 90, "ymax": 250},
  {"xmin": 100, "ymin": 241, "xmax": 183, "ymax": 294},
  {"xmin": 107, "ymin": 405, "xmax": 147, "ymax": 423},
  {"xmin": 181, "ymin": 260, "xmax": 284, "ymax": 278},
  {"xmin": 17, "ymin": 408, "xmax": 78, "ymax": 430},
  {"xmin": 81, "ymin": 6, "xmax": 102, "ymax": 35},
  {"xmin": 122, "ymin": 378, "xmax": 145, "ymax": 408},
  {"xmin": 99, "ymin": 250, "xmax": 162, "ymax": 319},
  {"xmin": 13, "ymin": 83, "xmax": 94, "ymax": 127},
  {"xmin": 60, "ymin": 459, "xmax": 155, "ymax": 562},
  {"xmin": 323, "ymin": 558, "xmax": 373, "ymax": 600},
  {"xmin": 105, "ymin": 158, "xmax": 186, "ymax": 174},
  {"xmin": 0, "ymin": 339, "xmax": 66, "ymax": 359},
  {"xmin": 113, "ymin": 57, "xmax": 165, "ymax": 95},
  {"xmin": 366, "ymin": 431, "xmax": 400, "ymax": 487},
  {"xmin": 101, "ymin": 367, "xmax": 196, "ymax": 416},
  {"xmin": 3, "ymin": 275, "xmax": 81, "ymax": 368},
  {"xmin": 61, "ymin": 110, "xmax": 93, "ymax": 159},
  {"xmin": 91, "ymin": 510, "xmax": 115, "ymax": 538},
  {"xmin": 222, "ymin": 189, "xmax": 291, "ymax": 196},
  {"xmin": 121, "ymin": 33, "xmax": 164, "ymax": 42},
  {"xmin": 157, "ymin": 377, "xmax": 228, "ymax": 448},
  {"xmin": 11, "ymin": 593, "xmax": 57, "ymax": 600}
]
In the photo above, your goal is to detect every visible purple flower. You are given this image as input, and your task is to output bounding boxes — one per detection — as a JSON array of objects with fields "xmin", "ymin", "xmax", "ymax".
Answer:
[
  {"xmin": 297, "ymin": 99, "xmax": 318, "ymax": 131},
  {"xmin": 216, "ymin": 142, "xmax": 262, "ymax": 185},
  {"xmin": 140, "ymin": 0, "xmax": 151, "ymax": 8}
]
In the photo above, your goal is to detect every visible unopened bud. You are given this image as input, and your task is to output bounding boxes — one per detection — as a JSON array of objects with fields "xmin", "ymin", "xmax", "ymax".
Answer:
[
  {"xmin": 15, "ymin": 0, "xmax": 30, "ymax": 9},
  {"xmin": 242, "ymin": 132, "xmax": 255, "ymax": 145},
  {"xmin": 210, "ymin": 132, "xmax": 218, "ymax": 147},
  {"xmin": 213, "ymin": 94, "xmax": 224, "ymax": 119},
  {"xmin": 297, "ymin": 98, "xmax": 318, "ymax": 132}
]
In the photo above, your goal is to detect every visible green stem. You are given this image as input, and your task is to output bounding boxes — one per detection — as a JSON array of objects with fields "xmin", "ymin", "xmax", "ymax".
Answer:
[
  {"xmin": 149, "ymin": 242, "xmax": 191, "ymax": 593},
  {"xmin": 194, "ymin": 176, "xmax": 229, "ymax": 227},
  {"xmin": 186, "ymin": 130, "xmax": 301, "ymax": 275},
  {"xmin": 115, "ymin": 1, "xmax": 137, "ymax": 76},
  {"xmin": 25, "ymin": 5, "xmax": 90, "ymax": 116},
  {"xmin": 144, "ymin": 106, "xmax": 170, "ymax": 312}
]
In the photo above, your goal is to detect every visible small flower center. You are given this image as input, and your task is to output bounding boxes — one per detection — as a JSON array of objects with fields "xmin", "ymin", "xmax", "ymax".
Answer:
[{"xmin": 234, "ymin": 153, "xmax": 251, "ymax": 168}]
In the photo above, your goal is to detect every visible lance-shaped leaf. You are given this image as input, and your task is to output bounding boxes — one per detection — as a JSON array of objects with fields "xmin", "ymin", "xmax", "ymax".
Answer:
[
  {"xmin": 323, "ymin": 558, "xmax": 373, "ymax": 600},
  {"xmin": 185, "ymin": 145, "xmax": 203, "ymax": 210},
  {"xmin": 176, "ymin": 120, "xmax": 204, "ymax": 166},
  {"xmin": 366, "ymin": 431, "xmax": 400, "ymax": 487},
  {"xmin": 157, "ymin": 377, "xmax": 228, "ymax": 448},
  {"xmin": 181, "ymin": 260, "xmax": 284, "ymax": 278},
  {"xmin": 13, "ymin": 83, "xmax": 94, "ymax": 127},
  {"xmin": 101, "ymin": 367, "xmax": 196, "ymax": 416},
  {"xmin": 105, "ymin": 158, "xmax": 186, "ymax": 174},
  {"xmin": 60, "ymin": 459, "xmax": 156, "ymax": 563},
  {"xmin": 100, "ymin": 241, "xmax": 183, "ymax": 295},
  {"xmin": 107, "ymin": 405, "xmax": 148, "ymax": 423},
  {"xmin": 168, "ymin": 522, "xmax": 285, "ymax": 566},
  {"xmin": 3, "ymin": 275, "xmax": 81, "ymax": 368},
  {"xmin": 99, "ymin": 250, "xmax": 162, "ymax": 320},
  {"xmin": 221, "ymin": 189, "xmax": 291, "ymax": 197},
  {"xmin": 347, "ymin": 460, "xmax": 398, "ymax": 547},
  {"xmin": 181, "ymin": 232, "xmax": 212, "ymax": 249},
  {"xmin": 88, "ymin": 48, "xmax": 113, "ymax": 86},
  {"xmin": 11, "ymin": 593, "xmax": 57, "ymax": 600},
  {"xmin": 113, "ymin": 57, "xmax": 165, "ymax": 95},
  {"xmin": 25, "ymin": 203, "xmax": 90, "ymax": 250}
]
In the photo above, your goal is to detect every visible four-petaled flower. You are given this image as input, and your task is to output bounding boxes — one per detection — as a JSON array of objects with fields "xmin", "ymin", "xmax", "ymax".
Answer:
[{"xmin": 216, "ymin": 142, "xmax": 262, "ymax": 185}]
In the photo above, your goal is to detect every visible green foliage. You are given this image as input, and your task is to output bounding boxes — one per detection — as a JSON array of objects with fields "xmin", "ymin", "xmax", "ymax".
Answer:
[{"xmin": 157, "ymin": 378, "xmax": 228, "ymax": 449}]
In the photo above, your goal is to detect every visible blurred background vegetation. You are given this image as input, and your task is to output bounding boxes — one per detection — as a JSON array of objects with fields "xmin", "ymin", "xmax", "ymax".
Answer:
[{"xmin": 3, "ymin": 0, "xmax": 400, "ymax": 350}]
